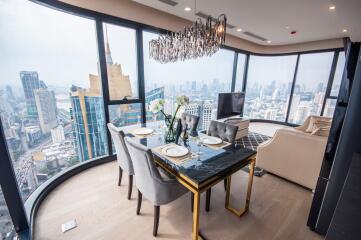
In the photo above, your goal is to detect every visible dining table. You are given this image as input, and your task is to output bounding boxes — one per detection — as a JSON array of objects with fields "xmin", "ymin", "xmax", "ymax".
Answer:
[{"xmin": 122, "ymin": 121, "xmax": 257, "ymax": 240}]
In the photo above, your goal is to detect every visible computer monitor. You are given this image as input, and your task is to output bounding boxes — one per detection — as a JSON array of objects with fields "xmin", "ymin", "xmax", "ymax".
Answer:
[{"xmin": 217, "ymin": 92, "xmax": 245, "ymax": 119}]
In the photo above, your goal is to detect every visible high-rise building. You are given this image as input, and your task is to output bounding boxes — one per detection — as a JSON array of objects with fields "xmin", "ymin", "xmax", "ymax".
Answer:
[
  {"xmin": 34, "ymin": 89, "xmax": 58, "ymax": 134},
  {"xmin": 185, "ymin": 103, "xmax": 201, "ymax": 116},
  {"xmin": 201, "ymin": 102, "xmax": 213, "ymax": 130},
  {"xmin": 294, "ymin": 103, "xmax": 311, "ymax": 124},
  {"xmin": 89, "ymin": 26, "xmax": 133, "ymax": 101},
  {"xmin": 70, "ymin": 84, "xmax": 108, "ymax": 161},
  {"xmin": 51, "ymin": 125, "xmax": 65, "ymax": 143},
  {"xmin": 24, "ymin": 126, "xmax": 42, "ymax": 146},
  {"xmin": 146, "ymin": 87, "xmax": 165, "ymax": 121},
  {"xmin": 70, "ymin": 33, "xmax": 135, "ymax": 161},
  {"xmin": 264, "ymin": 108, "xmax": 277, "ymax": 120},
  {"xmin": 20, "ymin": 71, "xmax": 46, "ymax": 120},
  {"xmin": 287, "ymin": 94, "xmax": 301, "ymax": 121},
  {"xmin": 5, "ymin": 85, "xmax": 15, "ymax": 101}
]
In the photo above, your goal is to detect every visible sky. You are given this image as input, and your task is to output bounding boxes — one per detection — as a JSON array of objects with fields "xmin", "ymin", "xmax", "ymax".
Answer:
[
  {"xmin": 0, "ymin": 0, "xmax": 233, "ymax": 94},
  {"xmin": 0, "ymin": 0, "xmax": 339, "ymax": 96}
]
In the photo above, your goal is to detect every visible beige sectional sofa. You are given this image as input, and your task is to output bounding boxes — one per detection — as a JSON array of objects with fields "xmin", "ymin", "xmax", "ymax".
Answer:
[{"xmin": 256, "ymin": 116, "xmax": 332, "ymax": 190}]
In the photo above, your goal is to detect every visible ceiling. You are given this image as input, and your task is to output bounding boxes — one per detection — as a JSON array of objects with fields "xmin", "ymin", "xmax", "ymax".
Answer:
[{"xmin": 133, "ymin": 0, "xmax": 361, "ymax": 45}]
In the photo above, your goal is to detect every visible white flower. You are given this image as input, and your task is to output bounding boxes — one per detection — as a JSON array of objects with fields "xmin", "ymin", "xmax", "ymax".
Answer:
[
  {"xmin": 176, "ymin": 95, "xmax": 190, "ymax": 106},
  {"xmin": 176, "ymin": 105, "xmax": 186, "ymax": 118},
  {"xmin": 148, "ymin": 99, "xmax": 164, "ymax": 113}
]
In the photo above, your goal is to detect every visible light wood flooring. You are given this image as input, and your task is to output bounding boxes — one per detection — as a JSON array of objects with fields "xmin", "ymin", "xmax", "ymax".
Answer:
[{"xmin": 34, "ymin": 161, "xmax": 324, "ymax": 240}]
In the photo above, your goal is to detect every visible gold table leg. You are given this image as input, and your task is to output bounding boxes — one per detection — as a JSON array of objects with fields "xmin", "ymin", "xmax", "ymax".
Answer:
[
  {"xmin": 225, "ymin": 158, "xmax": 256, "ymax": 217},
  {"xmin": 192, "ymin": 191, "xmax": 206, "ymax": 240}
]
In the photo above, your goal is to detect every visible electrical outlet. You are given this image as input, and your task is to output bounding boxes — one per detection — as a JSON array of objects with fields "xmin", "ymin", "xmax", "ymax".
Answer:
[{"xmin": 61, "ymin": 219, "xmax": 77, "ymax": 233}]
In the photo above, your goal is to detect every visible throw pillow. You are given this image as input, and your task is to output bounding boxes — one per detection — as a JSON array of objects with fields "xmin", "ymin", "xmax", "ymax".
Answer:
[
  {"xmin": 306, "ymin": 117, "xmax": 332, "ymax": 133},
  {"xmin": 312, "ymin": 126, "xmax": 331, "ymax": 137}
]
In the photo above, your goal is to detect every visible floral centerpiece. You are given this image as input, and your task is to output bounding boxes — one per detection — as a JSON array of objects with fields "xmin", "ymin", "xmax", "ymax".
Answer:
[{"xmin": 149, "ymin": 95, "xmax": 190, "ymax": 142}]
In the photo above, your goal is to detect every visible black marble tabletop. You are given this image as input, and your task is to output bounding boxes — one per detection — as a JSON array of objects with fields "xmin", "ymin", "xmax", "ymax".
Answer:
[{"xmin": 122, "ymin": 122, "xmax": 256, "ymax": 186}]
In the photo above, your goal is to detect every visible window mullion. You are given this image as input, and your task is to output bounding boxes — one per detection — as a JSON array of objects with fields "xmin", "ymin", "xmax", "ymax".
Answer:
[
  {"xmin": 95, "ymin": 19, "xmax": 113, "ymax": 155},
  {"xmin": 231, "ymin": 52, "xmax": 238, "ymax": 92},
  {"xmin": 321, "ymin": 51, "xmax": 339, "ymax": 116},
  {"xmin": 136, "ymin": 28, "xmax": 146, "ymax": 124},
  {"xmin": 285, "ymin": 54, "xmax": 300, "ymax": 123},
  {"xmin": 242, "ymin": 53, "xmax": 250, "ymax": 93}
]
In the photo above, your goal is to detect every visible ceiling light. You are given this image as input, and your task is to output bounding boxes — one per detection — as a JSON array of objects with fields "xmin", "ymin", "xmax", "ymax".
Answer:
[
  {"xmin": 267, "ymin": 40, "xmax": 272, "ymax": 44},
  {"xmin": 184, "ymin": 7, "xmax": 191, "ymax": 11},
  {"xmin": 342, "ymin": 29, "xmax": 348, "ymax": 33},
  {"xmin": 329, "ymin": 5, "xmax": 336, "ymax": 10},
  {"xmin": 236, "ymin": 28, "xmax": 242, "ymax": 32},
  {"xmin": 149, "ymin": 14, "xmax": 227, "ymax": 63}
]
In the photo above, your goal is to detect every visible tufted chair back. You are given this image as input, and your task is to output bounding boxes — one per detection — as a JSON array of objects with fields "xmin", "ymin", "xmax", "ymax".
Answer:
[
  {"xmin": 180, "ymin": 113, "xmax": 200, "ymax": 134},
  {"xmin": 107, "ymin": 123, "xmax": 134, "ymax": 175},
  {"xmin": 207, "ymin": 120, "xmax": 239, "ymax": 144},
  {"xmin": 124, "ymin": 137, "xmax": 187, "ymax": 205}
]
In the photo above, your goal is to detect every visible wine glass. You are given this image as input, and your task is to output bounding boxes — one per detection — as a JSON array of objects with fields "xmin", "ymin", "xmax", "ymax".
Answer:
[{"xmin": 196, "ymin": 137, "xmax": 203, "ymax": 155}]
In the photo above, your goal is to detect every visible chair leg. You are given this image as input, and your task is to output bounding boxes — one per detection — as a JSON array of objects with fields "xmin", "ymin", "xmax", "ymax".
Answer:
[
  {"xmin": 118, "ymin": 167, "xmax": 123, "ymax": 186},
  {"xmin": 128, "ymin": 175, "xmax": 133, "ymax": 200},
  {"xmin": 153, "ymin": 205, "xmax": 160, "ymax": 237},
  {"xmin": 136, "ymin": 190, "xmax": 142, "ymax": 215},
  {"xmin": 206, "ymin": 189, "xmax": 211, "ymax": 212},
  {"xmin": 191, "ymin": 193, "xmax": 194, "ymax": 212},
  {"xmin": 224, "ymin": 179, "xmax": 227, "ymax": 191}
]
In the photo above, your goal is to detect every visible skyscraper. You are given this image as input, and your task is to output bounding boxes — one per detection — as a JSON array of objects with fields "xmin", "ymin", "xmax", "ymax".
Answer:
[
  {"xmin": 146, "ymin": 87, "xmax": 165, "ymax": 121},
  {"xmin": 34, "ymin": 88, "xmax": 58, "ymax": 134},
  {"xmin": 51, "ymin": 125, "xmax": 65, "ymax": 143},
  {"xmin": 70, "ymin": 31, "xmax": 132, "ymax": 161},
  {"xmin": 70, "ymin": 84, "xmax": 108, "ymax": 161},
  {"xmin": 92, "ymin": 26, "xmax": 133, "ymax": 101},
  {"xmin": 20, "ymin": 71, "xmax": 46, "ymax": 120},
  {"xmin": 201, "ymin": 102, "xmax": 214, "ymax": 130}
]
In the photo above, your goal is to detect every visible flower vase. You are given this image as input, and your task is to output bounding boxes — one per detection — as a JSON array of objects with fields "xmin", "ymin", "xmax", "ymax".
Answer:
[
  {"xmin": 164, "ymin": 118, "xmax": 176, "ymax": 142},
  {"xmin": 165, "ymin": 127, "xmax": 176, "ymax": 143}
]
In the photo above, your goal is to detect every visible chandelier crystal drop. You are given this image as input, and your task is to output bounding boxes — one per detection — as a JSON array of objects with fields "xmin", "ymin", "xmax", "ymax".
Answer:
[{"xmin": 149, "ymin": 14, "xmax": 227, "ymax": 63}]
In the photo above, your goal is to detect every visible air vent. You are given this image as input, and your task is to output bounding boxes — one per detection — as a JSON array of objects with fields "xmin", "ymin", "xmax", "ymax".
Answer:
[
  {"xmin": 195, "ymin": 11, "xmax": 235, "ymax": 29},
  {"xmin": 158, "ymin": 0, "xmax": 178, "ymax": 6},
  {"xmin": 242, "ymin": 31, "xmax": 267, "ymax": 41}
]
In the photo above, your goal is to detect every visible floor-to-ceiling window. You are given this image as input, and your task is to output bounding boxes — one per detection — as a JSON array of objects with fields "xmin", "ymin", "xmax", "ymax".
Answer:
[
  {"xmin": 244, "ymin": 55, "xmax": 298, "ymax": 121},
  {"xmin": 102, "ymin": 23, "xmax": 142, "ymax": 132},
  {"xmin": 0, "ymin": 188, "xmax": 14, "ymax": 239},
  {"xmin": 288, "ymin": 52, "xmax": 334, "ymax": 124},
  {"xmin": 323, "ymin": 51, "xmax": 346, "ymax": 117},
  {"xmin": 0, "ymin": 0, "xmax": 108, "ymax": 201},
  {"xmin": 143, "ymin": 31, "xmax": 235, "ymax": 130},
  {"xmin": 0, "ymin": 0, "xmax": 346, "ymax": 236},
  {"xmin": 102, "ymin": 23, "xmax": 139, "ymax": 101}
]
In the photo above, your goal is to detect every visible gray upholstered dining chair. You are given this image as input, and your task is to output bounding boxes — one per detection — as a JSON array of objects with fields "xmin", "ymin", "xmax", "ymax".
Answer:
[
  {"xmin": 124, "ymin": 137, "xmax": 188, "ymax": 237},
  {"xmin": 207, "ymin": 120, "xmax": 239, "ymax": 143},
  {"xmin": 107, "ymin": 123, "xmax": 134, "ymax": 200},
  {"xmin": 180, "ymin": 113, "xmax": 200, "ymax": 135},
  {"xmin": 205, "ymin": 120, "xmax": 239, "ymax": 211}
]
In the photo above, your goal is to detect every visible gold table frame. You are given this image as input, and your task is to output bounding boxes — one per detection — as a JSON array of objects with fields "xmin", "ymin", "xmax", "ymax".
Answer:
[{"xmin": 155, "ymin": 154, "xmax": 257, "ymax": 240}]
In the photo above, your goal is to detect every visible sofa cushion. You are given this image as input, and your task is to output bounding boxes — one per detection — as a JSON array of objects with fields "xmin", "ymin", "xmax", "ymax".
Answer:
[
  {"xmin": 311, "ymin": 123, "xmax": 331, "ymax": 137},
  {"xmin": 306, "ymin": 116, "xmax": 332, "ymax": 133}
]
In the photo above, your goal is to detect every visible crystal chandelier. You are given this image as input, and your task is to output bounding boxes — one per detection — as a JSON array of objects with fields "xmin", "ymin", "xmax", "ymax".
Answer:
[{"xmin": 149, "ymin": 6, "xmax": 227, "ymax": 63}]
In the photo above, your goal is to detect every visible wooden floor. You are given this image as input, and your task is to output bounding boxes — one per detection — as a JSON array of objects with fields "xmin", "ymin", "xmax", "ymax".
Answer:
[{"xmin": 34, "ymin": 161, "xmax": 324, "ymax": 240}]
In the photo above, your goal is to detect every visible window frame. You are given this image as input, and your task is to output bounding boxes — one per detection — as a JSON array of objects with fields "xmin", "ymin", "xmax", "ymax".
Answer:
[{"xmin": 0, "ymin": 0, "xmax": 345, "ymax": 239}]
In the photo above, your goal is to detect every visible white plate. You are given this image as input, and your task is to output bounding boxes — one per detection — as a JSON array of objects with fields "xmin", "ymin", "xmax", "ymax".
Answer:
[
  {"xmin": 162, "ymin": 145, "xmax": 189, "ymax": 158},
  {"xmin": 201, "ymin": 136, "xmax": 223, "ymax": 145},
  {"xmin": 133, "ymin": 128, "xmax": 154, "ymax": 135}
]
